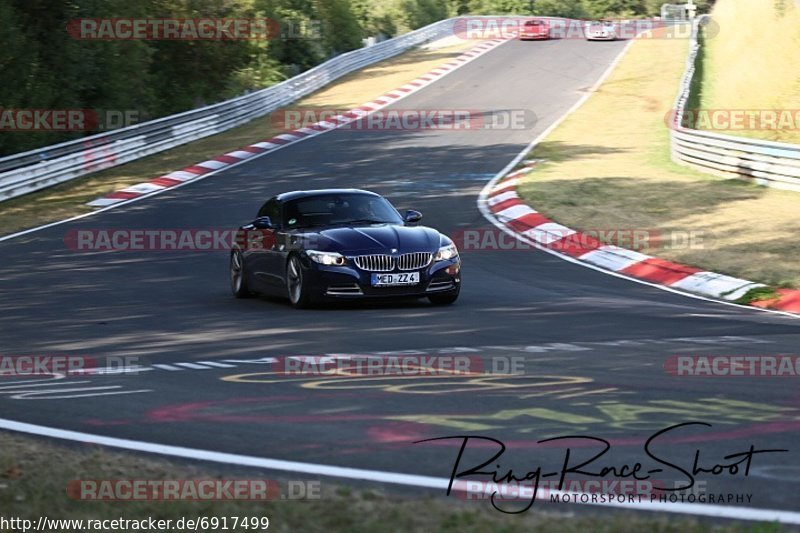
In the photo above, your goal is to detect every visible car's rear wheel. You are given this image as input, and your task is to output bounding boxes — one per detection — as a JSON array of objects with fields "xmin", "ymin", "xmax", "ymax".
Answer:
[
  {"xmin": 287, "ymin": 255, "xmax": 313, "ymax": 309},
  {"xmin": 428, "ymin": 288, "xmax": 459, "ymax": 306},
  {"xmin": 230, "ymin": 250, "xmax": 253, "ymax": 298}
]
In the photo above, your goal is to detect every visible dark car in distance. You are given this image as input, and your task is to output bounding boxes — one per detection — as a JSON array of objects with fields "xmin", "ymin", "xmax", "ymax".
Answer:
[{"xmin": 230, "ymin": 189, "xmax": 461, "ymax": 308}]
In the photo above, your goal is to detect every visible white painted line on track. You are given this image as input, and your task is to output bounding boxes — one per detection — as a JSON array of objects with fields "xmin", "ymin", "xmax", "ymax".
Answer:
[
  {"xmin": 174, "ymin": 362, "xmax": 212, "ymax": 370},
  {"xmin": 152, "ymin": 364, "xmax": 181, "ymax": 371},
  {"xmin": 197, "ymin": 361, "xmax": 237, "ymax": 368}
]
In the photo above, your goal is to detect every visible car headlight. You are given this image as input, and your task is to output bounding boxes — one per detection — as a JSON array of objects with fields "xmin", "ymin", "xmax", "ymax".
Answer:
[
  {"xmin": 434, "ymin": 243, "xmax": 459, "ymax": 262},
  {"xmin": 307, "ymin": 250, "xmax": 346, "ymax": 266}
]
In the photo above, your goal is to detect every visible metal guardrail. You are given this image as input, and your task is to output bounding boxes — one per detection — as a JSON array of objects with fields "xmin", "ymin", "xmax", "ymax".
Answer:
[
  {"xmin": 0, "ymin": 18, "xmax": 461, "ymax": 201},
  {"xmin": 671, "ymin": 15, "xmax": 800, "ymax": 192}
]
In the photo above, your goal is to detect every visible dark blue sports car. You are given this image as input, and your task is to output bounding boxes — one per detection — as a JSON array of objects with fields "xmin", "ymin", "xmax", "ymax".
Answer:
[{"xmin": 230, "ymin": 189, "xmax": 461, "ymax": 308}]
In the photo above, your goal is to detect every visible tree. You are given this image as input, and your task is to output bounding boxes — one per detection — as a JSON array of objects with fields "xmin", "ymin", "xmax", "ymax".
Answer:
[
  {"xmin": 352, "ymin": 0, "xmax": 451, "ymax": 38},
  {"xmin": 257, "ymin": 0, "xmax": 325, "ymax": 70},
  {"xmin": 467, "ymin": 0, "xmax": 532, "ymax": 15},
  {"xmin": 446, "ymin": 0, "xmax": 472, "ymax": 15},
  {"xmin": 534, "ymin": 0, "xmax": 588, "ymax": 17},
  {"xmin": 147, "ymin": 0, "xmax": 253, "ymax": 113},
  {"xmin": 403, "ymin": 0, "xmax": 450, "ymax": 27},
  {"xmin": 1, "ymin": 0, "xmax": 160, "ymax": 153},
  {"xmin": 581, "ymin": 0, "xmax": 647, "ymax": 18},
  {"xmin": 314, "ymin": 0, "xmax": 363, "ymax": 54},
  {"xmin": 0, "ymin": 0, "xmax": 456, "ymax": 156},
  {"xmin": 359, "ymin": 0, "xmax": 405, "ymax": 36}
]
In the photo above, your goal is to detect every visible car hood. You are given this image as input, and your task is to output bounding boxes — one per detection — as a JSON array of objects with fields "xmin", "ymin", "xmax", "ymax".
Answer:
[{"xmin": 302, "ymin": 224, "xmax": 443, "ymax": 255}]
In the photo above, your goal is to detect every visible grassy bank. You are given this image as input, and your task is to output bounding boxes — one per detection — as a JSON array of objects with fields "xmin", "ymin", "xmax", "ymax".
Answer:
[
  {"xmin": 517, "ymin": 28, "xmax": 800, "ymax": 289},
  {"xmin": 696, "ymin": 0, "xmax": 800, "ymax": 143}
]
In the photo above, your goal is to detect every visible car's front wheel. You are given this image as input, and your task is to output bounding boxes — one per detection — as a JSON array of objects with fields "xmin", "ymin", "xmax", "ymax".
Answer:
[
  {"xmin": 230, "ymin": 250, "xmax": 253, "ymax": 298},
  {"xmin": 286, "ymin": 255, "xmax": 313, "ymax": 308}
]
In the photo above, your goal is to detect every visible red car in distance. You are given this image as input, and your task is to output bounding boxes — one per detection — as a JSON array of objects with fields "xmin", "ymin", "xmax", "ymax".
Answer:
[{"xmin": 519, "ymin": 19, "xmax": 550, "ymax": 40}]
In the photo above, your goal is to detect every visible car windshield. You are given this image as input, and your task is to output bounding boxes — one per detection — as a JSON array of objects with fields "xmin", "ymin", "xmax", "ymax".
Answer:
[
  {"xmin": 282, "ymin": 193, "xmax": 404, "ymax": 228},
  {"xmin": 525, "ymin": 21, "xmax": 543, "ymax": 26}
]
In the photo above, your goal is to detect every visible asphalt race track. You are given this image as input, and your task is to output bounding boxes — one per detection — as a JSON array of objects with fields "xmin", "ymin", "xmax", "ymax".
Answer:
[{"xmin": 1, "ymin": 37, "xmax": 800, "ymax": 520}]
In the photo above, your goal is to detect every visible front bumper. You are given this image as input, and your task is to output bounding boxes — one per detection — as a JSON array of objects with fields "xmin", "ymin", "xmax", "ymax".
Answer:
[
  {"xmin": 519, "ymin": 32, "xmax": 549, "ymax": 40},
  {"xmin": 587, "ymin": 33, "xmax": 616, "ymax": 40},
  {"xmin": 301, "ymin": 256, "xmax": 461, "ymax": 300}
]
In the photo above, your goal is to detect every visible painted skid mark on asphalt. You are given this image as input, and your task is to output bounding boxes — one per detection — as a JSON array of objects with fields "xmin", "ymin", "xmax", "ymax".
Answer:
[
  {"xmin": 133, "ymin": 335, "xmax": 771, "ymax": 373},
  {"xmin": 212, "ymin": 371, "xmax": 798, "ymax": 437},
  {"xmin": 85, "ymin": 337, "xmax": 791, "ymax": 451},
  {"xmin": 138, "ymin": 389, "xmax": 800, "ymax": 462}
]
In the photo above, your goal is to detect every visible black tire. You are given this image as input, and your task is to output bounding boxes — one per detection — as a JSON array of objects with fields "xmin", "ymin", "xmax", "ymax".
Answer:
[
  {"xmin": 230, "ymin": 250, "xmax": 253, "ymax": 298},
  {"xmin": 286, "ymin": 255, "xmax": 313, "ymax": 309},
  {"xmin": 428, "ymin": 288, "xmax": 459, "ymax": 306}
]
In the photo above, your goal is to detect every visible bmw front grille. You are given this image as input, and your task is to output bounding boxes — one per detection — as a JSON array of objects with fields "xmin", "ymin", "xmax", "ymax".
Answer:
[
  {"xmin": 397, "ymin": 252, "xmax": 432, "ymax": 271},
  {"xmin": 353, "ymin": 252, "xmax": 432, "ymax": 272},
  {"xmin": 353, "ymin": 254, "xmax": 394, "ymax": 272}
]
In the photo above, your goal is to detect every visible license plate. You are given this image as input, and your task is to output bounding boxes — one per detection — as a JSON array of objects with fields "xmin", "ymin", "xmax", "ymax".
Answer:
[{"xmin": 371, "ymin": 272, "xmax": 420, "ymax": 287}]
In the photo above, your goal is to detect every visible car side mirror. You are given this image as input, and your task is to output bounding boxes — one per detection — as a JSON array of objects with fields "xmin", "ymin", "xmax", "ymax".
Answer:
[
  {"xmin": 404, "ymin": 210, "xmax": 423, "ymax": 224},
  {"xmin": 252, "ymin": 216, "xmax": 273, "ymax": 229}
]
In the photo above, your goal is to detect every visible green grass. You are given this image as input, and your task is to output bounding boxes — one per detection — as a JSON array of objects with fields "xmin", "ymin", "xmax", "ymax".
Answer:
[
  {"xmin": 734, "ymin": 286, "xmax": 781, "ymax": 305},
  {"xmin": 697, "ymin": 0, "xmax": 800, "ymax": 144}
]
